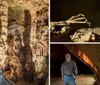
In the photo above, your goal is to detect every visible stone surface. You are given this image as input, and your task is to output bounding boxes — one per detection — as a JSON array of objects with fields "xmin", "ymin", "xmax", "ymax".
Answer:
[{"xmin": 0, "ymin": 0, "xmax": 48, "ymax": 84}]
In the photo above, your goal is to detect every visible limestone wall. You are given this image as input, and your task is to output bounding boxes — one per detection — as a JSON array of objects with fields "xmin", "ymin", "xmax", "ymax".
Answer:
[{"xmin": 0, "ymin": 0, "xmax": 48, "ymax": 81}]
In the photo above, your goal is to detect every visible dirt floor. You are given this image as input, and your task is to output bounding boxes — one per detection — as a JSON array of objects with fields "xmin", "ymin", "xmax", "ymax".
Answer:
[
  {"xmin": 15, "ymin": 78, "xmax": 49, "ymax": 85},
  {"xmin": 15, "ymin": 80, "xmax": 38, "ymax": 85},
  {"xmin": 14, "ymin": 79, "xmax": 42, "ymax": 85},
  {"xmin": 51, "ymin": 74, "xmax": 96, "ymax": 85}
]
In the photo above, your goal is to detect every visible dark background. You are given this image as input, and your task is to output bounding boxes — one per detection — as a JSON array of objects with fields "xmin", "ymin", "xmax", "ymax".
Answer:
[
  {"xmin": 51, "ymin": 44, "xmax": 93, "ymax": 77},
  {"xmin": 51, "ymin": 0, "xmax": 100, "ymax": 27}
]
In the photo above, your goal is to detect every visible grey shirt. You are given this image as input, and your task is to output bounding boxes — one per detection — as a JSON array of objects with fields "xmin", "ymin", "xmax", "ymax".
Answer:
[{"xmin": 61, "ymin": 60, "xmax": 78, "ymax": 75}]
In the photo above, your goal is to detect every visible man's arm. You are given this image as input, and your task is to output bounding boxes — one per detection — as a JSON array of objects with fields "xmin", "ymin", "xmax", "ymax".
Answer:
[
  {"xmin": 61, "ymin": 63, "xmax": 64, "ymax": 80},
  {"xmin": 61, "ymin": 72, "xmax": 64, "ymax": 80},
  {"xmin": 73, "ymin": 61, "xmax": 78, "ymax": 75}
]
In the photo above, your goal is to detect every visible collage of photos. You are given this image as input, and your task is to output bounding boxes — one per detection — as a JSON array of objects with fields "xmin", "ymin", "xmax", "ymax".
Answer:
[
  {"xmin": 0, "ymin": 0, "xmax": 100, "ymax": 85},
  {"xmin": 50, "ymin": 0, "xmax": 100, "ymax": 85}
]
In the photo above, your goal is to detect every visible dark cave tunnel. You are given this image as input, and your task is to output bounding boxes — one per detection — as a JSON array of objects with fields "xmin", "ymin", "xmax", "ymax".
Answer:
[{"xmin": 51, "ymin": 44, "xmax": 93, "ymax": 77}]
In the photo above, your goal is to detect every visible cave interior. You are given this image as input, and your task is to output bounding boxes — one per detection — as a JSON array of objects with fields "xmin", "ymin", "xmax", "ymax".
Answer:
[{"xmin": 51, "ymin": 44, "xmax": 93, "ymax": 77}]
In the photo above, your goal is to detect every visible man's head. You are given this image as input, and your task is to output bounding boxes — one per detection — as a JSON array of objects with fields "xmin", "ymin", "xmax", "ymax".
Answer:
[{"xmin": 65, "ymin": 53, "xmax": 71, "ymax": 62}]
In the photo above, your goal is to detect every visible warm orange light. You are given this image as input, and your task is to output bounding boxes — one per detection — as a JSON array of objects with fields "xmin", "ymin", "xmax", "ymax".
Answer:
[{"xmin": 65, "ymin": 44, "xmax": 99, "ymax": 74}]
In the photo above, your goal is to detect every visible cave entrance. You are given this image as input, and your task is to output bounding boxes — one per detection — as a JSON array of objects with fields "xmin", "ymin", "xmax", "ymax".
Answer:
[{"xmin": 51, "ymin": 44, "xmax": 93, "ymax": 77}]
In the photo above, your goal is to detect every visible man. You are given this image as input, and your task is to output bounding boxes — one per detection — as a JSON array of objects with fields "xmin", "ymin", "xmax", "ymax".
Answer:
[{"xmin": 61, "ymin": 53, "xmax": 78, "ymax": 85}]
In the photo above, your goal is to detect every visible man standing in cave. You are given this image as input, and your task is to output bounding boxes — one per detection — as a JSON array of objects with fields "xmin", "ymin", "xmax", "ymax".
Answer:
[{"xmin": 61, "ymin": 53, "xmax": 78, "ymax": 85}]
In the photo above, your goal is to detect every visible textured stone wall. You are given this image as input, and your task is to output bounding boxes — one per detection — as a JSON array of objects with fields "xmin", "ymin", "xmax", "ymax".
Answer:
[
  {"xmin": 0, "ymin": 0, "xmax": 48, "ymax": 82},
  {"xmin": 0, "ymin": 0, "xmax": 8, "ymax": 68}
]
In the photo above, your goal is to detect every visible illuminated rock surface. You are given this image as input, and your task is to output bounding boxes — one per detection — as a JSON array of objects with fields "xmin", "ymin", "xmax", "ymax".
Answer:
[{"xmin": 0, "ymin": 0, "xmax": 48, "ymax": 84}]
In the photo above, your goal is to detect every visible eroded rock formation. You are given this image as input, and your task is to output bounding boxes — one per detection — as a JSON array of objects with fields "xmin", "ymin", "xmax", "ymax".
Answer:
[{"xmin": 0, "ymin": 0, "xmax": 48, "ymax": 84}]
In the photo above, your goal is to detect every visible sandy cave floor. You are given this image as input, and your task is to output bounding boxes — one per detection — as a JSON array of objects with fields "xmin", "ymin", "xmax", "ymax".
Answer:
[{"xmin": 51, "ymin": 74, "xmax": 96, "ymax": 85}]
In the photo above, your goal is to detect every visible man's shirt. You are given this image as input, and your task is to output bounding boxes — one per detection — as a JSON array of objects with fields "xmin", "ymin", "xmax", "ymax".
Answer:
[{"xmin": 61, "ymin": 60, "xmax": 78, "ymax": 75}]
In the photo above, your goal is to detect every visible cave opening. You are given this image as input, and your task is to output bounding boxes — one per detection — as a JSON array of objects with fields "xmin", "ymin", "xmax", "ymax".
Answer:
[{"xmin": 51, "ymin": 44, "xmax": 93, "ymax": 77}]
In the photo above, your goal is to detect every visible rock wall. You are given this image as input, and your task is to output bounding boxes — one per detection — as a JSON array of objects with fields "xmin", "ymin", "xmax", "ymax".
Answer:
[{"xmin": 0, "ymin": 0, "xmax": 48, "ymax": 82}]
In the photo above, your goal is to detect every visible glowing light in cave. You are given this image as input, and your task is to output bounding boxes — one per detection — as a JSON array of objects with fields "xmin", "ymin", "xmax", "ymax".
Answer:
[{"xmin": 65, "ymin": 44, "xmax": 98, "ymax": 74}]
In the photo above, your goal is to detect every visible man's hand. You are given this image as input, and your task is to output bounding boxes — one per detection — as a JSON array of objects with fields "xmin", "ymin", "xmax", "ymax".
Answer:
[
  {"xmin": 62, "ymin": 77, "xmax": 64, "ymax": 80},
  {"xmin": 74, "ymin": 75, "xmax": 78, "ymax": 79}
]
